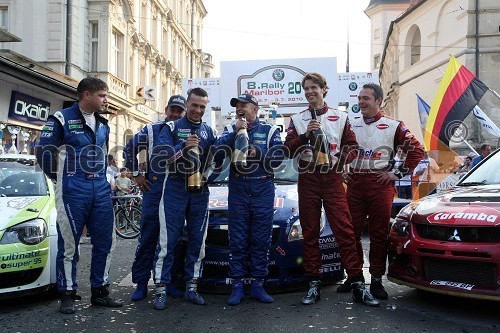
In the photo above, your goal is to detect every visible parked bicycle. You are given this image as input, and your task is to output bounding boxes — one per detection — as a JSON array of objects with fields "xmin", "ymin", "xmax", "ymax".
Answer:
[{"xmin": 112, "ymin": 194, "xmax": 142, "ymax": 239}]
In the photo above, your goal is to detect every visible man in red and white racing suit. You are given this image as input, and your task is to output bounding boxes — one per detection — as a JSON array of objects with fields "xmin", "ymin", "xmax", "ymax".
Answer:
[
  {"xmin": 285, "ymin": 72, "xmax": 379, "ymax": 307},
  {"xmin": 341, "ymin": 83, "xmax": 424, "ymax": 299}
]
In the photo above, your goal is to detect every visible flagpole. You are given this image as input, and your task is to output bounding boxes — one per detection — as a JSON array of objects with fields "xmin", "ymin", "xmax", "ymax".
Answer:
[
  {"xmin": 488, "ymin": 88, "xmax": 500, "ymax": 102},
  {"xmin": 462, "ymin": 139, "xmax": 478, "ymax": 155}
]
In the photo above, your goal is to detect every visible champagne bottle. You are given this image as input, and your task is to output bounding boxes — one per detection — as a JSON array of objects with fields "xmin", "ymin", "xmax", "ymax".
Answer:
[
  {"xmin": 232, "ymin": 120, "xmax": 249, "ymax": 166},
  {"xmin": 186, "ymin": 129, "xmax": 203, "ymax": 193},
  {"xmin": 310, "ymin": 108, "xmax": 330, "ymax": 166}
]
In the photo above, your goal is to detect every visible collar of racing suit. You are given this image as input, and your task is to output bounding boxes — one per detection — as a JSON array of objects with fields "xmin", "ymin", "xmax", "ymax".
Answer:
[
  {"xmin": 308, "ymin": 103, "xmax": 329, "ymax": 117},
  {"xmin": 246, "ymin": 118, "xmax": 260, "ymax": 132},
  {"xmin": 363, "ymin": 111, "xmax": 383, "ymax": 124}
]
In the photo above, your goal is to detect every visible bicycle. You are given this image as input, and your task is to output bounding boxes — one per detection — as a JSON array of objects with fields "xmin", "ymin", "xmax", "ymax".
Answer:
[{"xmin": 112, "ymin": 194, "xmax": 142, "ymax": 239}]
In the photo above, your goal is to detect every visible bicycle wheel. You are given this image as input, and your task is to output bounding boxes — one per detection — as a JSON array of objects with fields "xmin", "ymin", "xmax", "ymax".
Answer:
[{"xmin": 115, "ymin": 207, "xmax": 141, "ymax": 239}]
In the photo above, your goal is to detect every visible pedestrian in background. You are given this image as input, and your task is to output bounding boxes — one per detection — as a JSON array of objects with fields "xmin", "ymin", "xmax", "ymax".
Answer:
[
  {"xmin": 343, "ymin": 83, "xmax": 424, "ymax": 300},
  {"xmin": 151, "ymin": 87, "xmax": 218, "ymax": 310},
  {"xmin": 124, "ymin": 95, "xmax": 186, "ymax": 301},
  {"xmin": 394, "ymin": 149, "xmax": 413, "ymax": 199},
  {"xmin": 284, "ymin": 72, "xmax": 379, "ymax": 306},
  {"xmin": 115, "ymin": 167, "xmax": 132, "ymax": 196},
  {"xmin": 215, "ymin": 93, "xmax": 284, "ymax": 305},
  {"xmin": 36, "ymin": 77, "xmax": 122, "ymax": 314},
  {"xmin": 470, "ymin": 144, "xmax": 491, "ymax": 168}
]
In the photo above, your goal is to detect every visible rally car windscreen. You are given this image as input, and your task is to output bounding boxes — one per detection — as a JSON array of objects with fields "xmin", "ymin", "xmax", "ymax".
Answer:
[
  {"xmin": 457, "ymin": 149, "xmax": 500, "ymax": 186},
  {"xmin": 0, "ymin": 162, "xmax": 48, "ymax": 197},
  {"xmin": 211, "ymin": 158, "xmax": 298, "ymax": 184}
]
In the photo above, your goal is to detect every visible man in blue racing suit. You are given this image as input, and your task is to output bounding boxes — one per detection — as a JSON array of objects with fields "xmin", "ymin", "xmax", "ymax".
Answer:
[
  {"xmin": 151, "ymin": 87, "xmax": 218, "ymax": 310},
  {"xmin": 36, "ymin": 77, "xmax": 122, "ymax": 314},
  {"xmin": 215, "ymin": 93, "xmax": 284, "ymax": 305},
  {"xmin": 124, "ymin": 95, "xmax": 186, "ymax": 301}
]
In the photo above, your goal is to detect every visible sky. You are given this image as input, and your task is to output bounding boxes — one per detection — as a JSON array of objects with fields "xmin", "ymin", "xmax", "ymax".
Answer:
[{"xmin": 201, "ymin": 0, "xmax": 372, "ymax": 77}]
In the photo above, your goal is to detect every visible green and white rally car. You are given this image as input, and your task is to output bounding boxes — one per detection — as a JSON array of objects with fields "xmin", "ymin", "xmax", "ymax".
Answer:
[{"xmin": 0, "ymin": 154, "xmax": 57, "ymax": 299}]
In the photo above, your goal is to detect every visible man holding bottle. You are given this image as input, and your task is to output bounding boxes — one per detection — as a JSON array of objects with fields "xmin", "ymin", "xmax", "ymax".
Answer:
[
  {"xmin": 214, "ymin": 93, "xmax": 284, "ymax": 305},
  {"xmin": 284, "ymin": 72, "xmax": 379, "ymax": 306},
  {"xmin": 151, "ymin": 87, "xmax": 217, "ymax": 310},
  {"xmin": 124, "ymin": 95, "xmax": 186, "ymax": 301}
]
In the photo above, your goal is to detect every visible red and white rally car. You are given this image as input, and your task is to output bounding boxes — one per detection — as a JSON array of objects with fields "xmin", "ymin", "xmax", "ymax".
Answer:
[{"xmin": 388, "ymin": 148, "xmax": 500, "ymax": 301}]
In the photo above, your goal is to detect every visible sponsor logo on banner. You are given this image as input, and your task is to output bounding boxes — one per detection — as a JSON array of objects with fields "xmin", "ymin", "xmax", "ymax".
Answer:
[
  {"xmin": 8, "ymin": 91, "xmax": 51, "ymax": 126},
  {"xmin": 427, "ymin": 205, "xmax": 500, "ymax": 225}
]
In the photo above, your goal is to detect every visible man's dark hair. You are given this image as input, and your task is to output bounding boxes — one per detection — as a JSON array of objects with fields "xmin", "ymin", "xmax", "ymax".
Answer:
[
  {"xmin": 120, "ymin": 167, "xmax": 127, "ymax": 172},
  {"xmin": 301, "ymin": 72, "xmax": 329, "ymax": 97},
  {"xmin": 77, "ymin": 77, "xmax": 108, "ymax": 100},
  {"xmin": 465, "ymin": 156, "xmax": 472, "ymax": 161},
  {"xmin": 480, "ymin": 143, "xmax": 491, "ymax": 152},
  {"xmin": 363, "ymin": 83, "xmax": 384, "ymax": 101},
  {"xmin": 187, "ymin": 87, "xmax": 208, "ymax": 101}
]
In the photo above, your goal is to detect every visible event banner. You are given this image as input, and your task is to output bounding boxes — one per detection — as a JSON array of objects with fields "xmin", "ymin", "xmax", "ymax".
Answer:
[
  {"xmin": 337, "ymin": 71, "xmax": 379, "ymax": 120},
  {"xmin": 220, "ymin": 58, "xmax": 338, "ymax": 116}
]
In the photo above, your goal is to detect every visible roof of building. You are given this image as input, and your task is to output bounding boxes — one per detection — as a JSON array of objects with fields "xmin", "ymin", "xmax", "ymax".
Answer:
[{"xmin": 366, "ymin": 0, "xmax": 411, "ymax": 10}]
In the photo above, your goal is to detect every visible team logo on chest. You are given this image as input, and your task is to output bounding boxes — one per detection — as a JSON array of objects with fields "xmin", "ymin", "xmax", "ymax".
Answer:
[
  {"xmin": 376, "ymin": 123, "xmax": 389, "ymax": 130},
  {"xmin": 200, "ymin": 130, "xmax": 208, "ymax": 139},
  {"xmin": 327, "ymin": 116, "xmax": 339, "ymax": 122}
]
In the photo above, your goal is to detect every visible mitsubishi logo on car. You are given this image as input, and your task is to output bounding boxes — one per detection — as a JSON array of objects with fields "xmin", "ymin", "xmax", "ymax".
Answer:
[{"xmin": 448, "ymin": 229, "xmax": 461, "ymax": 241}]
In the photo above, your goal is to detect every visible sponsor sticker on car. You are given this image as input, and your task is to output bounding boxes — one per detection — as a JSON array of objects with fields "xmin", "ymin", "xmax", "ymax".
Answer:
[{"xmin": 430, "ymin": 280, "xmax": 474, "ymax": 290}]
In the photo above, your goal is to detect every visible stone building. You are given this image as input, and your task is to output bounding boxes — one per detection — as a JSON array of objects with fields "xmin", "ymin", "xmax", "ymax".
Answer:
[
  {"xmin": 0, "ymin": 0, "xmax": 213, "ymax": 161},
  {"xmin": 366, "ymin": 0, "xmax": 499, "ymax": 152}
]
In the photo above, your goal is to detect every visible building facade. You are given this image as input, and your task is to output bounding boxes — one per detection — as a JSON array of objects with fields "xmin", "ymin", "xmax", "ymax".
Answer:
[
  {"xmin": 0, "ymin": 0, "xmax": 213, "ymax": 161},
  {"xmin": 370, "ymin": 0, "xmax": 499, "ymax": 152}
]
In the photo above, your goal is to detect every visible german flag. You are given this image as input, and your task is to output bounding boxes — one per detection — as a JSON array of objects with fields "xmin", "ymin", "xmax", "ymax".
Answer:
[{"xmin": 424, "ymin": 55, "xmax": 488, "ymax": 150}]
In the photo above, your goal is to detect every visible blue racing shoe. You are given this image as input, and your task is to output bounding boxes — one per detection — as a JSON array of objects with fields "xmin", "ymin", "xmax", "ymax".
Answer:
[
  {"xmin": 153, "ymin": 285, "xmax": 167, "ymax": 310},
  {"xmin": 131, "ymin": 282, "xmax": 148, "ymax": 301},
  {"xmin": 184, "ymin": 280, "xmax": 207, "ymax": 305},
  {"xmin": 250, "ymin": 279, "xmax": 273, "ymax": 303},
  {"xmin": 227, "ymin": 279, "xmax": 244, "ymax": 305}
]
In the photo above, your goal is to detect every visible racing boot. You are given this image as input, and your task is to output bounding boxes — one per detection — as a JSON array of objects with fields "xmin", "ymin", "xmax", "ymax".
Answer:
[
  {"xmin": 336, "ymin": 278, "xmax": 352, "ymax": 293},
  {"xmin": 90, "ymin": 285, "xmax": 123, "ymax": 308},
  {"xmin": 250, "ymin": 279, "xmax": 273, "ymax": 303},
  {"xmin": 227, "ymin": 279, "xmax": 244, "ymax": 305},
  {"xmin": 301, "ymin": 280, "xmax": 321, "ymax": 305},
  {"xmin": 131, "ymin": 282, "xmax": 148, "ymax": 301},
  {"xmin": 352, "ymin": 281, "xmax": 380, "ymax": 307},
  {"xmin": 59, "ymin": 290, "xmax": 80, "ymax": 314},
  {"xmin": 153, "ymin": 285, "xmax": 167, "ymax": 310},
  {"xmin": 370, "ymin": 276, "xmax": 388, "ymax": 300},
  {"xmin": 166, "ymin": 283, "xmax": 184, "ymax": 298},
  {"xmin": 184, "ymin": 279, "xmax": 207, "ymax": 305}
]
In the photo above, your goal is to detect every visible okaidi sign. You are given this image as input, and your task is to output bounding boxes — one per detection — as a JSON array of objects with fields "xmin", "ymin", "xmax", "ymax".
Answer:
[
  {"xmin": 8, "ymin": 91, "xmax": 51, "ymax": 126},
  {"xmin": 427, "ymin": 205, "xmax": 500, "ymax": 226},
  {"xmin": 221, "ymin": 58, "xmax": 338, "ymax": 116}
]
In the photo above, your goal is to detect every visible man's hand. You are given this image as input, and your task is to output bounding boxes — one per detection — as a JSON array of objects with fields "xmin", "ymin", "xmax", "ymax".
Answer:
[
  {"xmin": 341, "ymin": 170, "xmax": 353, "ymax": 184},
  {"xmin": 134, "ymin": 174, "xmax": 152, "ymax": 192},
  {"xmin": 185, "ymin": 134, "xmax": 200, "ymax": 150},
  {"xmin": 306, "ymin": 119, "xmax": 321, "ymax": 139},
  {"xmin": 235, "ymin": 119, "xmax": 247, "ymax": 132},
  {"xmin": 377, "ymin": 171, "xmax": 398, "ymax": 185}
]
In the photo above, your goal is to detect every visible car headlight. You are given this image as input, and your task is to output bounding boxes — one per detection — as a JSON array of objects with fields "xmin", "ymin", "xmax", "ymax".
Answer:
[
  {"xmin": 288, "ymin": 210, "xmax": 326, "ymax": 242},
  {"xmin": 390, "ymin": 217, "xmax": 411, "ymax": 238},
  {"xmin": 0, "ymin": 219, "xmax": 49, "ymax": 245}
]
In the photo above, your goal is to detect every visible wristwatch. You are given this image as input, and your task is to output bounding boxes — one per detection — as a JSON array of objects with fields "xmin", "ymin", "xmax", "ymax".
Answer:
[
  {"xmin": 132, "ymin": 171, "xmax": 140, "ymax": 177},
  {"xmin": 393, "ymin": 169, "xmax": 403, "ymax": 179}
]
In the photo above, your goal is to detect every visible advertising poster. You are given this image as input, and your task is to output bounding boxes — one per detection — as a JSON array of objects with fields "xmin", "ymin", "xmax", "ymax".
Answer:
[
  {"xmin": 220, "ymin": 58, "xmax": 338, "ymax": 116},
  {"xmin": 337, "ymin": 71, "xmax": 379, "ymax": 120}
]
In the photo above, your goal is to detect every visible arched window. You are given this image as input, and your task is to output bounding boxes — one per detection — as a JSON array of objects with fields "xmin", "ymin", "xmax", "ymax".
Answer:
[{"xmin": 404, "ymin": 25, "xmax": 422, "ymax": 67}]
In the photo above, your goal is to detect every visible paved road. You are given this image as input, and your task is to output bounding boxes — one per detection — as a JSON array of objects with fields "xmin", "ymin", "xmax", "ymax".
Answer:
[{"xmin": 0, "ymin": 237, "xmax": 498, "ymax": 333}]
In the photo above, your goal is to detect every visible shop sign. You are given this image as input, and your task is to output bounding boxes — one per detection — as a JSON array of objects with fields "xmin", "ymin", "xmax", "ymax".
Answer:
[{"xmin": 8, "ymin": 91, "xmax": 51, "ymax": 126}]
